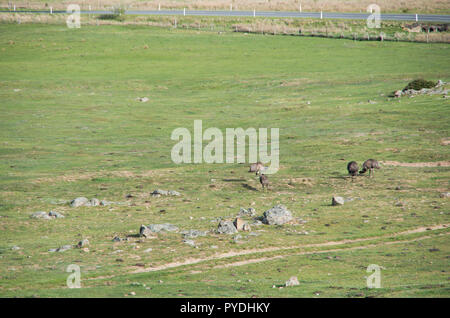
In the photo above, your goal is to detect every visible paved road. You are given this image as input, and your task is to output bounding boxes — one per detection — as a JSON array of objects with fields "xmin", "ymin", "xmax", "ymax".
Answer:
[{"xmin": 7, "ymin": 9, "xmax": 450, "ymax": 23}]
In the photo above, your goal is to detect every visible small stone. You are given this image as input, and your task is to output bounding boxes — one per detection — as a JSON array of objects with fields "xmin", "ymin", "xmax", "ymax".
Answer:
[
  {"xmin": 77, "ymin": 239, "xmax": 89, "ymax": 248},
  {"xmin": 30, "ymin": 211, "xmax": 51, "ymax": 219},
  {"xmin": 89, "ymin": 198, "xmax": 100, "ymax": 206},
  {"xmin": 439, "ymin": 192, "xmax": 450, "ymax": 198},
  {"xmin": 138, "ymin": 97, "xmax": 149, "ymax": 102},
  {"xmin": 143, "ymin": 248, "xmax": 152, "ymax": 253},
  {"xmin": 112, "ymin": 236, "xmax": 122, "ymax": 242},
  {"xmin": 183, "ymin": 239, "xmax": 196, "ymax": 247},
  {"xmin": 70, "ymin": 197, "xmax": 89, "ymax": 207},
  {"xmin": 49, "ymin": 211, "xmax": 64, "ymax": 218},
  {"xmin": 332, "ymin": 196, "xmax": 345, "ymax": 206},
  {"xmin": 285, "ymin": 276, "xmax": 300, "ymax": 287},
  {"xmin": 168, "ymin": 190, "xmax": 181, "ymax": 196},
  {"xmin": 11, "ymin": 246, "xmax": 20, "ymax": 250}
]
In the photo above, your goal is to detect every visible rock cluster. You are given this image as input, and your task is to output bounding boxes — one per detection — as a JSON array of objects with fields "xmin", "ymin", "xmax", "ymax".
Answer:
[{"xmin": 30, "ymin": 211, "xmax": 64, "ymax": 219}]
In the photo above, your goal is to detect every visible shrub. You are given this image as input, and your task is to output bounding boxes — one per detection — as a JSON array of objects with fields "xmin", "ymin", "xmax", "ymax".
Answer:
[
  {"xmin": 403, "ymin": 79, "xmax": 437, "ymax": 91},
  {"xmin": 98, "ymin": 7, "xmax": 126, "ymax": 22}
]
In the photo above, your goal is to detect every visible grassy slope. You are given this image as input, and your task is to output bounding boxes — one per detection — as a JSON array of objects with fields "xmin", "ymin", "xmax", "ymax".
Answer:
[{"xmin": 0, "ymin": 23, "xmax": 449, "ymax": 297}]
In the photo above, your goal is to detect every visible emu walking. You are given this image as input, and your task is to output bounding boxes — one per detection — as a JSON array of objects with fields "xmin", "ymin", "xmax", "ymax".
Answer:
[
  {"xmin": 359, "ymin": 159, "xmax": 380, "ymax": 178},
  {"xmin": 347, "ymin": 161, "xmax": 359, "ymax": 181},
  {"xmin": 259, "ymin": 173, "xmax": 269, "ymax": 190}
]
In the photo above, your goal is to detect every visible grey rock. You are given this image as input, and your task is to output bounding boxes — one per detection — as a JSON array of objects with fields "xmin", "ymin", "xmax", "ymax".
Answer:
[
  {"xmin": 262, "ymin": 205, "xmax": 293, "ymax": 225},
  {"xmin": 181, "ymin": 229, "xmax": 207, "ymax": 239},
  {"xmin": 183, "ymin": 239, "xmax": 196, "ymax": 247},
  {"xmin": 238, "ymin": 207, "xmax": 256, "ymax": 217},
  {"xmin": 143, "ymin": 248, "xmax": 153, "ymax": 253},
  {"xmin": 57, "ymin": 245, "xmax": 73, "ymax": 252},
  {"xmin": 440, "ymin": 192, "xmax": 450, "ymax": 198},
  {"xmin": 138, "ymin": 97, "xmax": 149, "ymax": 102},
  {"xmin": 30, "ymin": 211, "xmax": 51, "ymax": 219},
  {"xmin": 70, "ymin": 197, "xmax": 89, "ymax": 207},
  {"xmin": 168, "ymin": 190, "xmax": 181, "ymax": 196},
  {"xmin": 151, "ymin": 189, "xmax": 168, "ymax": 197},
  {"xmin": 89, "ymin": 198, "xmax": 100, "ymax": 206},
  {"xmin": 139, "ymin": 225, "xmax": 154, "ymax": 238},
  {"xmin": 49, "ymin": 211, "xmax": 65, "ymax": 218},
  {"xmin": 112, "ymin": 236, "xmax": 122, "ymax": 242},
  {"xmin": 217, "ymin": 220, "xmax": 238, "ymax": 234},
  {"xmin": 332, "ymin": 196, "xmax": 345, "ymax": 206},
  {"xmin": 77, "ymin": 239, "xmax": 89, "ymax": 248},
  {"xmin": 11, "ymin": 246, "xmax": 20, "ymax": 250},
  {"xmin": 146, "ymin": 223, "xmax": 178, "ymax": 233},
  {"xmin": 285, "ymin": 276, "xmax": 300, "ymax": 287},
  {"xmin": 233, "ymin": 234, "xmax": 243, "ymax": 242}
]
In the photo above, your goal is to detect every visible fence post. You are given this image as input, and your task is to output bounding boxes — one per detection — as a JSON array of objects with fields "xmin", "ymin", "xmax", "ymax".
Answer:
[
  {"xmin": 230, "ymin": 4, "xmax": 232, "ymax": 11},
  {"xmin": 183, "ymin": 7, "xmax": 186, "ymax": 16},
  {"xmin": 320, "ymin": 11, "xmax": 323, "ymax": 19},
  {"xmin": 415, "ymin": 14, "xmax": 418, "ymax": 22},
  {"xmin": 253, "ymin": 8, "xmax": 255, "ymax": 17},
  {"xmin": 158, "ymin": 3, "xmax": 160, "ymax": 11},
  {"xmin": 14, "ymin": 4, "xmax": 16, "ymax": 11},
  {"xmin": 50, "ymin": 6, "xmax": 52, "ymax": 14},
  {"xmin": 299, "ymin": 3, "xmax": 302, "ymax": 13}
]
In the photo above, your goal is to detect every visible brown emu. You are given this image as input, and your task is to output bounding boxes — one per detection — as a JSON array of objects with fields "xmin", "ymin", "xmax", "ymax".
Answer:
[
  {"xmin": 259, "ymin": 173, "xmax": 269, "ymax": 190},
  {"xmin": 347, "ymin": 161, "xmax": 359, "ymax": 181},
  {"xmin": 359, "ymin": 159, "xmax": 380, "ymax": 177}
]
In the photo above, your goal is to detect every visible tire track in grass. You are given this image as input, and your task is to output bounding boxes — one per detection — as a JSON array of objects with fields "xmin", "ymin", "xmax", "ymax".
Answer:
[{"xmin": 130, "ymin": 223, "xmax": 448, "ymax": 274}]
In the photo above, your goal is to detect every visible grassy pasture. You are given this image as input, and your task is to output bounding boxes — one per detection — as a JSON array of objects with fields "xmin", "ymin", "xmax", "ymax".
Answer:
[{"xmin": 0, "ymin": 23, "xmax": 449, "ymax": 297}]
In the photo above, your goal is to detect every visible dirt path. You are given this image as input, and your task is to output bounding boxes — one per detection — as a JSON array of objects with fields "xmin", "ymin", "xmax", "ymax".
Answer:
[
  {"xmin": 381, "ymin": 160, "xmax": 450, "ymax": 167},
  {"xmin": 131, "ymin": 223, "xmax": 448, "ymax": 274}
]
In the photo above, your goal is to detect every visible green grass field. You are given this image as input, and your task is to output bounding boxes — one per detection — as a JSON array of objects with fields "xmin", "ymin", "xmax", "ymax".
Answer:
[{"xmin": 0, "ymin": 22, "xmax": 449, "ymax": 297}]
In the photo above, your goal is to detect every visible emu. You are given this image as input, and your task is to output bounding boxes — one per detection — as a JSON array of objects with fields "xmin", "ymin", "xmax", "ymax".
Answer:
[
  {"xmin": 347, "ymin": 161, "xmax": 359, "ymax": 181},
  {"xmin": 359, "ymin": 159, "xmax": 380, "ymax": 177},
  {"xmin": 249, "ymin": 162, "xmax": 265, "ymax": 175},
  {"xmin": 259, "ymin": 173, "xmax": 269, "ymax": 190}
]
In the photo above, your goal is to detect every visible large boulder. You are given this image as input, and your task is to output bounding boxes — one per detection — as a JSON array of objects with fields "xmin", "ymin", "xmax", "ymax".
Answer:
[
  {"xmin": 217, "ymin": 220, "xmax": 238, "ymax": 234},
  {"xmin": 262, "ymin": 205, "xmax": 293, "ymax": 225}
]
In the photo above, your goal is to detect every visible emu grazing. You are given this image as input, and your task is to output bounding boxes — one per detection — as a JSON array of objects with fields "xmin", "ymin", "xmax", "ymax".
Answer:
[
  {"xmin": 249, "ymin": 162, "xmax": 265, "ymax": 175},
  {"xmin": 347, "ymin": 161, "xmax": 359, "ymax": 181},
  {"xmin": 359, "ymin": 159, "xmax": 380, "ymax": 177}
]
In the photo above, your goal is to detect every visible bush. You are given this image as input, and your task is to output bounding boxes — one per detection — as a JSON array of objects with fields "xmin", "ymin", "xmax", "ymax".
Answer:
[
  {"xmin": 403, "ymin": 79, "xmax": 437, "ymax": 91},
  {"xmin": 98, "ymin": 7, "xmax": 126, "ymax": 22}
]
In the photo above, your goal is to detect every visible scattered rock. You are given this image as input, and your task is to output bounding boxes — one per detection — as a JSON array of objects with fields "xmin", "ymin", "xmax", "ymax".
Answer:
[
  {"xmin": 11, "ymin": 246, "xmax": 20, "ymax": 251},
  {"xmin": 70, "ymin": 197, "xmax": 89, "ymax": 207},
  {"xmin": 262, "ymin": 205, "xmax": 293, "ymax": 225},
  {"xmin": 183, "ymin": 239, "xmax": 197, "ymax": 247},
  {"xmin": 100, "ymin": 200, "xmax": 112, "ymax": 206},
  {"xmin": 439, "ymin": 192, "xmax": 450, "ymax": 198},
  {"xmin": 48, "ymin": 211, "xmax": 65, "ymax": 218},
  {"xmin": 181, "ymin": 229, "xmax": 207, "ymax": 239},
  {"xmin": 77, "ymin": 239, "xmax": 89, "ymax": 248},
  {"xmin": 233, "ymin": 217, "xmax": 246, "ymax": 231},
  {"xmin": 217, "ymin": 220, "xmax": 238, "ymax": 234},
  {"xmin": 88, "ymin": 198, "xmax": 100, "ymax": 207},
  {"xmin": 137, "ymin": 97, "xmax": 149, "ymax": 103},
  {"xmin": 146, "ymin": 223, "xmax": 178, "ymax": 233},
  {"xmin": 238, "ymin": 207, "xmax": 256, "ymax": 217},
  {"xmin": 112, "ymin": 236, "xmax": 122, "ymax": 242},
  {"xmin": 233, "ymin": 234, "xmax": 243, "ymax": 242},
  {"xmin": 168, "ymin": 190, "xmax": 181, "ymax": 196},
  {"xmin": 151, "ymin": 189, "xmax": 168, "ymax": 197},
  {"xmin": 140, "ymin": 225, "xmax": 155, "ymax": 238},
  {"xmin": 332, "ymin": 196, "xmax": 345, "ymax": 206},
  {"xmin": 285, "ymin": 276, "xmax": 300, "ymax": 287},
  {"xmin": 143, "ymin": 248, "xmax": 152, "ymax": 253},
  {"xmin": 30, "ymin": 211, "xmax": 52, "ymax": 219},
  {"xmin": 49, "ymin": 245, "xmax": 73, "ymax": 253}
]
